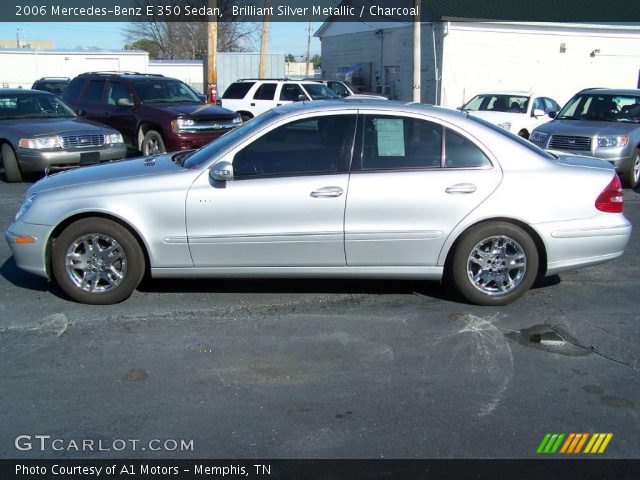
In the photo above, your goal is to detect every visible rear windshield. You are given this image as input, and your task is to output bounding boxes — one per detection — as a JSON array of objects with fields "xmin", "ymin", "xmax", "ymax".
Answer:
[{"xmin": 222, "ymin": 82, "xmax": 255, "ymax": 99}]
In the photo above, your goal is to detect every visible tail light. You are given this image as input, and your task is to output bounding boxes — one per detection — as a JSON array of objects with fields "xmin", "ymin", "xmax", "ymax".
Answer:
[{"xmin": 595, "ymin": 175, "xmax": 624, "ymax": 213}]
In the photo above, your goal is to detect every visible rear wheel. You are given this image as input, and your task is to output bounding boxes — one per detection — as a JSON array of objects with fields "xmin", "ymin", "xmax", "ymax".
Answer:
[
  {"xmin": 1, "ymin": 143, "xmax": 22, "ymax": 182},
  {"xmin": 451, "ymin": 222, "xmax": 539, "ymax": 306},
  {"xmin": 238, "ymin": 112, "xmax": 253, "ymax": 123},
  {"xmin": 140, "ymin": 130, "xmax": 166, "ymax": 156},
  {"xmin": 622, "ymin": 149, "xmax": 640, "ymax": 189},
  {"xmin": 52, "ymin": 218, "xmax": 145, "ymax": 304}
]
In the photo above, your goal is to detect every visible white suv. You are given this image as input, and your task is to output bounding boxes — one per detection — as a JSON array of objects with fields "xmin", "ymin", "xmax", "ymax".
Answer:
[{"xmin": 221, "ymin": 79, "xmax": 339, "ymax": 121}]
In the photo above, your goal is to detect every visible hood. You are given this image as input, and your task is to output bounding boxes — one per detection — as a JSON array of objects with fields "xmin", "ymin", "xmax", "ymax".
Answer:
[
  {"xmin": 535, "ymin": 119, "xmax": 638, "ymax": 136},
  {"xmin": 141, "ymin": 103, "xmax": 238, "ymax": 120},
  {"xmin": 0, "ymin": 117, "xmax": 117, "ymax": 136},
  {"xmin": 27, "ymin": 153, "xmax": 183, "ymax": 195}
]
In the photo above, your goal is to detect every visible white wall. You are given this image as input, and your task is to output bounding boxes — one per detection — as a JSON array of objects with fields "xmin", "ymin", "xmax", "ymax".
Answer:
[
  {"xmin": 0, "ymin": 50, "xmax": 148, "ymax": 88},
  {"xmin": 441, "ymin": 22, "xmax": 640, "ymax": 108},
  {"xmin": 147, "ymin": 61, "xmax": 203, "ymax": 91}
]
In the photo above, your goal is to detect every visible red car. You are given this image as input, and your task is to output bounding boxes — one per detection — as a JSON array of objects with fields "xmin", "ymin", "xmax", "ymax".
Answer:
[{"xmin": 62, "ymin": 72, "xmax": 242, "ymax": 155}]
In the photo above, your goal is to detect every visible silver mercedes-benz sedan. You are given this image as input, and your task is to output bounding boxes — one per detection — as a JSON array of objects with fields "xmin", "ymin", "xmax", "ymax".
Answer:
[{"xmin": 5, "ymin": 100, "xmax": 632, "ymax": 306}]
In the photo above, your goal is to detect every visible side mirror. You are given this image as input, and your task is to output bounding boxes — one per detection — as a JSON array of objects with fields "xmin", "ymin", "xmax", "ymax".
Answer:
[
  {"xmin": 532, "ymin": 108, "xmax": 546, "ymax": 117},
  {"xmin": 210, "ymin": 160, "xmax": 234, "ymax": 182},
  {"xmin": 116, "ymin": 97, "xmax": 134, "ymax": 107},
  {"xmin": 297, "ymin": 94, "xmax": 307, "ymax": 102},
  {"xmin": 548, "ymin": 111, "xmax": 558, "ymax": 119},
  {"xmin": 456, "ymin": 106, "xmax": 463, "ymax": 111}
]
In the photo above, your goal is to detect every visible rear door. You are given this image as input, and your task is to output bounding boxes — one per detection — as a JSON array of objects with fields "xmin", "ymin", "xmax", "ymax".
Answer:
[
  {"xmin": 250, "ymin": 82, "xmax": 279, "ymax": 116},
  {"xmin": 344, "ymin": 112, "xmax": 502, "ymax": 267}
]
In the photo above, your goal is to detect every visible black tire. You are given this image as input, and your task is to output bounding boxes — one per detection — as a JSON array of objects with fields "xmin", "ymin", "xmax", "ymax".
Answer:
[
  {"xmin": 622, "ymin": 149, "xmax": 640, "ymax": 189},
  {"xmin": 51, "ymin": 218, "xmax": 145, "ymax": 305},
  {"xmin": 517, "ymin": 129, "xmax": 529, "ymax": 140},
  {"xmin": 450, "ymin": 222, "xmax": 539, "ymax": 306},
  {"xmin": 1, "ymin": 143, "xmax": 22, "ymax": 182},
  {"xmin": 239, "ymin": 113, "xmax": 253, "ymax": 123},
  {"xmin": 140, "ymin": 130, "xmax": 166, "ymax": 156}
]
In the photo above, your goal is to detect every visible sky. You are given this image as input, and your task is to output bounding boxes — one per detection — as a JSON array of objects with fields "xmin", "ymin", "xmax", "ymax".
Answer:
[{"xmin": 0, "ymin": 22, "xmax": 321, "ymax": 56}]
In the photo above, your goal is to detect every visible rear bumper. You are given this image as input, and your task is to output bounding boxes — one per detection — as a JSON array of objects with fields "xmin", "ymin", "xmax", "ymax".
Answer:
[
  {"xmin": 17, "ymin": 144, "xmax": 127, "ymax": 172},
  {"xmin": 534, "ymin": 217, "xmax": 632, "ymax": 275}
]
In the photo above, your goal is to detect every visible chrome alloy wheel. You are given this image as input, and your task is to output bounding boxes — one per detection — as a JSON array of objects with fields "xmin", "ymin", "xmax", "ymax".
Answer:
[
  {"xmin": 633, "ymin": 153, "xmax": 640, "ymax": 186},
  {"xmin": 466, "ymin": 235, "xmax": 527, "ymax": 296},
  {"xmin": 65, "ymin": 234, "xmax": 127, "ymax": 293}
]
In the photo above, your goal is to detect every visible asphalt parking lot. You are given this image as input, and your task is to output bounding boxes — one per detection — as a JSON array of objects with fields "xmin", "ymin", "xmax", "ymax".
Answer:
[{"xmin": 0, "ymin": 178, "xmax": 638, "ymax": 460}]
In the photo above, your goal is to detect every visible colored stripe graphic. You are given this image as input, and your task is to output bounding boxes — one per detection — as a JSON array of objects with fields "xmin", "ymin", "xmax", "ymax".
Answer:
[{"xmin": 538, "ymin": 433, "xmax": 613, "ymax": 454}]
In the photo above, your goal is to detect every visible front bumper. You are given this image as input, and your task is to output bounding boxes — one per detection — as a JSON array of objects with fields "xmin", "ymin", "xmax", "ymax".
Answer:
[
  {"xmin": 533, "ymin": 142, "xmax": 635, "ymax": 174},
  {"xmin": 5, "ymin": 222, "xmax": 55, "ymax": 279},
  {"xmin": 17, "ymin": 144, "xmax": 128, "ymax": 173},
  {"xmin": 165, "ymin": 130, "xmax": 234, "ymax": 152}
]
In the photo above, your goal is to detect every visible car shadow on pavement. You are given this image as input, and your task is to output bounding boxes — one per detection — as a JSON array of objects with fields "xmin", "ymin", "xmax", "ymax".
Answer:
[
  {"xmin": 138, "ymin": 277, "xmax": 459, "ymax": 302},
  {"xmin": 0, "ymin": 257, "xmax": 57, "ymax": 295}
]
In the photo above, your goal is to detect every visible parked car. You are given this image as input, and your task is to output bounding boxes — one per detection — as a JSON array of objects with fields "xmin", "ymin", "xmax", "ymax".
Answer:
[
  {"xmin": 5, "ymin": 100, "xmax": 630, "ymax": 306},
  {"xmin": 0, "ymin": 89, "xmax": 126, "ymax": 182},
  {"xmin": 304, "ymin": 78, "xmax": 388, "ymax": 100},
  {"xmin": 530, "ymin": 88, "xmax": 640, "ymax": 188},
  {"xmin": 461, "ymin": 91, "xmax": 560, "ymax": 139},
  {"xmin": 221, "ymin": 79, "xmax": 339, "ymax": 121},
  {"xmin": 62, "ymin": 72, "xmax": 242, "ymax": 156},
  {"xmin": 31, "ymin": 77, "xmax": 70, "ymax": 97}
]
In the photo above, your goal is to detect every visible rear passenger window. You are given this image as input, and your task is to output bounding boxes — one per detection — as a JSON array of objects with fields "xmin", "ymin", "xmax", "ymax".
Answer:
[
  {"xmin": 361, "ymin": 115, "xmax": 442, "ymax": 170},
  {"xmin": 253, "ymin": 83, "xmax": 277, "ymax": 100},
  {"xmin": 83, "ymin": 80, "xmax": 106, "ymax": 104},
  {"xmin": 444, "ymin": 129, "xmax": 491, "ymax": 168},
  {"xmin": 222, "ymin": 82, "xmax": 255, "ymax": 99}
]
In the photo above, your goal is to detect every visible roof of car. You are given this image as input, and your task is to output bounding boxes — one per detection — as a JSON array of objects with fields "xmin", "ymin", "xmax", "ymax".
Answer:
[
  {"xmin": 577, "ymin": 88, "xmax": 640, "ymax": 95},
  {"xmin": 276, "ymin": 99, "xmax": 463, "ymax": 119},
  {"xmin": 76, "ymin": 71, "xmax": 168, "ymax": 80}
]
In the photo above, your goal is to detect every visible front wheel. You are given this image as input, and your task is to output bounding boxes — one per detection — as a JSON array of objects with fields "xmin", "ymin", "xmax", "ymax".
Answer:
[
  {"xmin": 140, "ymin": 130, "xmax": 166, "ymax": 156},
  {"xmin": 51, "ymin": 218, "xmax": 145, "ymax": 304},
  {"xmin": 1, "ymin": 143, "xmax": 23, "ymax": 182},
  {"xmin": 622, "ymin": 149, "xmax": 640, "ymax": 189},
  {"xmin": 450, "ymin": 222, "xmax": 539, "ymax": 306}
]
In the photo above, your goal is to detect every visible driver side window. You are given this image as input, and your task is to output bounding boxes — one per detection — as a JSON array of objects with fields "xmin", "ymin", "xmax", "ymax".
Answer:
[{"xmin": 233, "ymin": 115, "xmax": 355, "ymax": 178}]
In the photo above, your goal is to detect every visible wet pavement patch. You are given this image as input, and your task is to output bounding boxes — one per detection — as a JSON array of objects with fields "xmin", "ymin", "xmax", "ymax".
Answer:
[
  {"xmin": 124, "ymin": 368, "xmax": 148, "ymax": 382},
  {"xmin": 583, "ymin": 385, "xmax": 604, "ymax": 395},
  {"xmin": 504, "ymin": 324, "xmax": 591, "ymax": 356},
  {"xmin": 601, "ymin": 396, "xmax": 635, "ymax": 410}
]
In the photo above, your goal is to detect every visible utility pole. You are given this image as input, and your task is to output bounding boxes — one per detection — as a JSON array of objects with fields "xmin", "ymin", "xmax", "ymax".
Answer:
[
  {"xmin": 305, "ymin": 22, "xmax": 312, "ymax": 77},
  {"xmin": 206, "ymin": 0, "xmax": 218, "ymax": 102},
  {"xmin": 258, "ymin": 0, "xmax": 271, "ymax": 79},
  {"xmin": 412, "ymin": 0, "xmax": 421, "ymax": 103}
]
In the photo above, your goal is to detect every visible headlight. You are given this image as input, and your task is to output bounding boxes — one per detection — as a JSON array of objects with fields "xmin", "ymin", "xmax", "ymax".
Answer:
[
  {"xmin": 18, "ymin": 136, "xmax": 62, "ymax": 149},
  {"xmin": 104, "ymin": 132, "xmax": 123, "ymax": 144},
  {"xmin": 597, "ymin": 135, "xmax": 629, "ymax": 148},
  {"xmin": 497, "ymin": 121, "xmax": 512, "ymax": 131},
  {"xmin": 171, "ymin": 118, "xmax": 195, "ymax": 133},
  {"xmin": 530, "ymin": 131, "xmax": 549, "ymax": 143},
  {"xmin": 232, "ymin": 116, "xmax": 242, "ymax": 124},
  {"xmin": 14, "ymin": 194, "xmax": 36, "ymax": 222}
]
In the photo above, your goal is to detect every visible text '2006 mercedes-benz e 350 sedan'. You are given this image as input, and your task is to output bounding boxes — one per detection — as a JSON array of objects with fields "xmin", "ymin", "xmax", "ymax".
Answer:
[{"xmin": 5, "ymin": 100, "xmax": 632, "ymax": 305}]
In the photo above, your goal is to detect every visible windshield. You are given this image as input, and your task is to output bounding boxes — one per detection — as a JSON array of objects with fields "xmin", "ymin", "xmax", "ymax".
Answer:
[
  {"xmin": 301, "ymin": 83, "xmax": 340, "ymax": 100},
  {"xmin": 556, "ymin": 93, "xmax": 640, "ymax": 122},
  {"xmin": 182, "ymin": 110, "xmax": 280, "ymax": 169},
  {"xmin": 0, "ymin": 93, "xmax": 75, "ymax": 119},
  {"xmin": 133, "ymin": 79, "xmax": 201, "ymax": 104},
  {"xmin": 463, "ymin": 94, "xmax": 530, "ymax": 113}
]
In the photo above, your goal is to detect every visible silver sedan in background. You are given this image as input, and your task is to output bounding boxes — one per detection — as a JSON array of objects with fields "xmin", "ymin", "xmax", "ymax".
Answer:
[{"xmin": 5, "ymin": 100, "xmax": 632, "ymax": 305}]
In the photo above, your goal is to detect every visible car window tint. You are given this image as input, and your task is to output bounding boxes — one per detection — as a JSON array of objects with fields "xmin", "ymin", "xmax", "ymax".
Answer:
[
  {"xmin": 253, "ymin": 83, "xmax": 277, "ymax": 100},
  {"xmin": 543, "ymin": 98, "xmax": 559, "ymax": 112},
  {"xmin": 63, "ymin": 78, "xmax": 84, "ymax": 101},
  {"xmin": 280, "ymin": 83, "xmax": 305, "ymax": 101},
  {"xmin": 83, "ymin": 80, "xmax": 106, "ymax": 104},
  {"xmin": 444, "ymin": 129, "xmax": 491, "ymax": 168},
  {"xmin": 361, "ymin": 115, "xmax": 442, "ymax": 170},
  {"xmin": 222, "ymin": 82, "xmax": 255, "ymax": 99},
  {"xmin": 329, "ymin": 81, "xmax": 349, "ymax": 97},
  {"xmin": 532, "ymin": 98, "xmax": 546, "ymax": 112},
  {"xmin": 233, "ymin": 115, "xmax": 353, "ymax": 178},
  {"xmin": 107, "ymin": 82, "xmax": 132, "ymax": 105}
]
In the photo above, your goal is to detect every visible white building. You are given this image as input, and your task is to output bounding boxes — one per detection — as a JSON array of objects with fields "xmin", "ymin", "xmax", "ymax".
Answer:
[{"xmin": 316, "ymin": 21, "xmax": 640, "ymax": 108}]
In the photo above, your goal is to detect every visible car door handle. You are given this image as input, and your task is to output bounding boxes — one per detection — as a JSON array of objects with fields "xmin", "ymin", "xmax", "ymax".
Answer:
[
  {"xmin": 250, "ymin": 103, "xmax": 255, "ymax": 106},
  {"xmin": 445, "ymin": 183, "xmax": 477, "ymax": 194},
  {"xmin": 276, "ymin": 103, "xmax": 282, "ymax": 106},
  {"xmin": 310, "ymin": 186, "xmax": 344, "ymax": 198}
]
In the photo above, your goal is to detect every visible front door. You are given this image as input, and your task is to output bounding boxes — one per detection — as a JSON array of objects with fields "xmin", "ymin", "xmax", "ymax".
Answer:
[{"xmin": 186, "ymin": 112, "xmax": 357, "ymax": 267}]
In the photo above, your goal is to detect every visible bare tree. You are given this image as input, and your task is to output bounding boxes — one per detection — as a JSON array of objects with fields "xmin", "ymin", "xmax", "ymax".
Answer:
[{"xmin": 123, "ymin": 1, "xmax": 259, "ymax": 59}]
